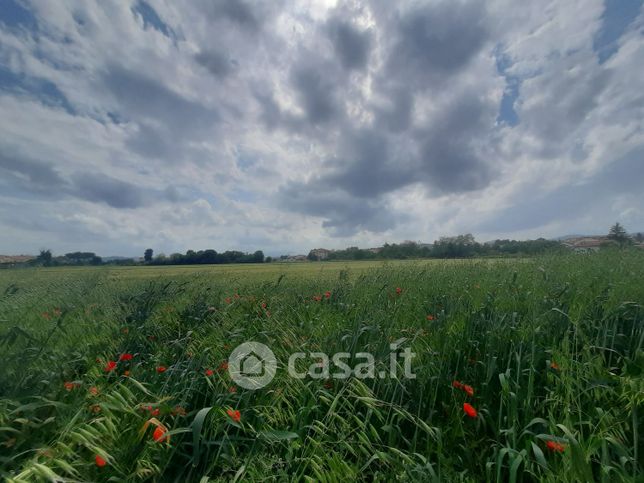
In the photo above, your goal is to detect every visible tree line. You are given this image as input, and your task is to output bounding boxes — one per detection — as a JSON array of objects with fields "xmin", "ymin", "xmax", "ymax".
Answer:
[
  {"xmin": 4, "ymin": 223, "xmax": 640, "ymax": 269},
  {"xmin": 144, "ymin": 248, "xmax": 266, "ymax": 265},
  {"xmin": 308, "ymin": 236, "xmax": 565, "ymax": 261}
]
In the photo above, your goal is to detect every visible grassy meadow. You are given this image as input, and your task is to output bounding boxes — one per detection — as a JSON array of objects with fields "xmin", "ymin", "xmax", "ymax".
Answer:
[{"xmin": 0, "ymin": 253, "xmax": 642, "ymax": 481}]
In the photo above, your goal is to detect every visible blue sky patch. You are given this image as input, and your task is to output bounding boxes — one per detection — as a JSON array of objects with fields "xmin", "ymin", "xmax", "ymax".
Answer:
[
  {"xmin": 593, "ymin": 0, "xmax": 643, "ymax": 63},
  {"xmin": 0, "ymin": 0, "xmax": 37, "ymax": 30},
  {"xmin": 132, "ymin": 1, "xmax": 174, "ymax": 38}
]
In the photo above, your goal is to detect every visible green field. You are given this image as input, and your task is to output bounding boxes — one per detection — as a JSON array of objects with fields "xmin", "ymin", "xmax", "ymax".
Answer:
[{"xmin": 1, "ymin": 253, "xmax": 642, "ymax": 481}]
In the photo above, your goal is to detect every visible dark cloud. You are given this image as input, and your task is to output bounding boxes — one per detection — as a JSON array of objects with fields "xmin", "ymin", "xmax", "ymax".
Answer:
[
  {"xmin": 70, "ymin": 172, "xmax": 146, "ymax": 208},
  {"xmin": 203, "ymin": 0, "xmax": 259, "ymax": 30},
  {"xmin": 0, "ymin": 151, "xmax": 177, "ymax": 209},
  {"xmin": 274, "ymin": 128, "xmax": 415, "ymax": 234},
  {"xmin": 102, "ymin": 65, "xmax": 219, "ymax": 160},
  {"xmin": 327, "ymin": 18, "xmax": 372, "ymax": 70},
  {"xmin": 291, "ymin": 60, "xmax": 342, "ymax": 125},
  {"xmin": 417, "ymin": 94, "xmax": 496, "ymax": 193},
  {"xmin": 69, "ymin": 172, "xmax": 180, "ymax": 209},
  {"xmin": 195, "ymin": 50, "xmax": 233, "ymax": 78},
  {"xmin": 325, "ymin": 129, "xmax": 413, "ymax": 198},
  {"xmin": 373, "ymin": 87, "xmax": 413, "ymax": 133},
  {"xmin": 0, "ymin": 151, "xmax": 66, "ymax": 188},
  {"xmin": 276, "ymin": 92, "xmax": 497, "ymax": 230},
  {"xmin": 278, "ymin": 181, "xmax": 402, "ymax": 237},
  {"xmin": 385, "ymin": 1, "xmax": 488, "ymax": 86},
  {"xmin": 102, "ymin": 65, "xmax": 214, "ymax": 127},
  {"xmin": 254, "ymin": 89, "xmax": 282, "ymax": 130}
]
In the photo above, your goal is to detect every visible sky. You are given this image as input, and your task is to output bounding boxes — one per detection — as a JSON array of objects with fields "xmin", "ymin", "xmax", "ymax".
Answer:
[{"xmin": 1, "ymin": 0, "xmax": 643, "ymax": 257}]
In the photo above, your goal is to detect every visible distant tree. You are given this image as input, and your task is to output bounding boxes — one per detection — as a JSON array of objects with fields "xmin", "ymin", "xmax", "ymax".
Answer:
[
  {"xmin": 307, "ymin": 250, "xmax": 318, "ymax": 261},
  {"xmin": 607, "ymin": 223, "xmax": 629, "ymax": 243},
  {"xmin": 37, "ymin": 249, "xmax": 53, "ymax": 267},
  {"xmin": 144, "ymin": 248, "xmax": 153, "ymax": 262},
  {"xmin": 635, "ymin": 232, "xmax": 644, "ymax": 243},
  {"xmin": 265, "ymin": 256, "xmax": 273, "ymax": 263}
]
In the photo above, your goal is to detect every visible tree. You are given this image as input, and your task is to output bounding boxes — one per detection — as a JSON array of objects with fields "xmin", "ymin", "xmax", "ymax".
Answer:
[
  {"xmin": 607, "ymin": 223, "xmax": 628, "ymax": 243},
  {"xmin": 144, "ymin": 248, "xmax": 153, "ymax": 262},
  {"xmin": 37, "ymin": 249, "xmax": 52, "ymax": 267},
  {"xmin": 635, "ymin": 233, "xmax": 644, "ymax": 243}
]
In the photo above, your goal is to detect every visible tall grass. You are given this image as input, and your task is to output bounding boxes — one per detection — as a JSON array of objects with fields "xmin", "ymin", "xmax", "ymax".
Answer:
[{"xmin": 0, "ymin": 252, "xmax": 642, "ymax": 481}]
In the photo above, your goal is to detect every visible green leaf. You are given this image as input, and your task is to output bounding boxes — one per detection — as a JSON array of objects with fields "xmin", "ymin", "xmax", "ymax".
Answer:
[{"xmin": 191, "ymin": 406, "xmax": 215, "ymax": 467}]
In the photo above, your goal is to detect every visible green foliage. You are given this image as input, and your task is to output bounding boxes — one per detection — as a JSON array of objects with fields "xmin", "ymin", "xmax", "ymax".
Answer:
[{"xmin": 0, "ymin": 253, "xmax": 642, "ymax": 481}]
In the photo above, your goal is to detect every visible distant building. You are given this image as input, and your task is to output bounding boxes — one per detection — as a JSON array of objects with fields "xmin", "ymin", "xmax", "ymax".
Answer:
[
  {"xmin": 0, "ymin": 255, "xmax": 35, "ymax": 265},
  {"xmin": 285, "ymin": 255, "xmax": 308, "ymax": 262},
  {"xmin": 562, "ymin": 236, "xmax": 606, "ymax": 253},
  {"xmin": 309, "ymin": 248, "xmax": 332, "ymax": 260}
]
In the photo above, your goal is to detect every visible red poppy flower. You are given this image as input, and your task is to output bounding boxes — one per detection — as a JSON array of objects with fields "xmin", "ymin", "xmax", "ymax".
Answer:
[
  {"xmin": 90, "ymin": 404, "xmax": 101, "ymax": 414},
  {"xmin": 218, "ymin": 361, "xmax": 228, "ymax": 372},
  {"xmin": 119, "ymin": 353, "xmax": 133, "ymax": 361},
  {"xmin": 225, "ymin": 297, "xmax": 232, "ymax": 304},
  {"xmin": 227, "ymin": 408, "xmax": 241, "ymax": 422},
  {"xmin": 64, "ymin": 381, "xmax": 76, "ymax": 391},
  {"xmin": 233, "ymin": 293, "xmax": 240, "ymax": 299},
  {"xmin": 150, "ymin": 408, "xmax": 160, "ymax": 416},
  {"xmin": 395, "ymin": 287, "xmax": 402, "ymax": 294},
  {"xmin": 325, "ymin": 291, "xmax": 331, "ymax": 299},
  {"xmin": 104, "ymin": 360, "xmax": 117, "ymax": 372},
  {"xmin": 228, "ymin": 386, "xmax": 237, "ymax": 393},
  {"xmin": 463, "ymin": 384, "xmax": 474, "ymax": 397},
  {"xmin": 123, "ymin": 370, "xmax": 130, "ymax": 377},
  {"xmin": 95, "ymin": 454, "xmax": 107, "ymax": 467},
  {"xmin": 550, "ymin": 361, "xmax": 559, "ymax": 370},
  {"xmin": 205, "ymin": 369, "xmax": 214, "ymax": 376},
  {"xmin": 89, "ymin": 386, "xmax": 99, "ymax": 396},
  {"xmin": 156, "ymin": 366, "xmax": 167, "ymax": 373},
  {"xmin": 426, "ymin": 314, "xmax": 435, "ymax": 321},
  {"xmin": 153, "ymin": 426, "xmax": 167, "ymax": 442},
  {"xmin": 546, "ymin": 440, "xmax": 566, "ymax": 453},
  {"xmin": 463, "ymin": 403, "xmax": 478, "ymax": 418},
  {"xmin": 313, "ymin": 295, "xmax": 322, "ymax": 302},
  {"xmin": 261, "ymin": 302, "xmax": 267, "ymax": 309},
  {"xmin": 452, "ymin": 380, "xmax": 462, "ymax": 389}
]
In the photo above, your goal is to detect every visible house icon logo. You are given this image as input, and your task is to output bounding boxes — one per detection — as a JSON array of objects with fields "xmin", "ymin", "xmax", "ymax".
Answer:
[{"xmin": 228, "ymin": 342, "xmax": 277, "ymax": 390}]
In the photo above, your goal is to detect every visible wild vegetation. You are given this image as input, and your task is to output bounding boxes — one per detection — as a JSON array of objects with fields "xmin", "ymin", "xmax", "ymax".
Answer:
[{"xmin": 0, "ymin": 252, "xmax": 642, "ymax": 481}]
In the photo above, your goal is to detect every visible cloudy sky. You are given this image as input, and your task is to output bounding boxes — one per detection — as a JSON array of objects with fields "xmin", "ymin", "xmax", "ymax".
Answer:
[{"xmin": 1, "ymin": 0, "xmax": 643, "ymax": 257}]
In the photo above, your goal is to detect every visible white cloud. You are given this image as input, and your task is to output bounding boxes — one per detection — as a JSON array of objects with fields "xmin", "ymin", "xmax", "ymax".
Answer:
[{"xmin": 1, "ymin": 0, "xmax": 643, "ymax": 257}]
